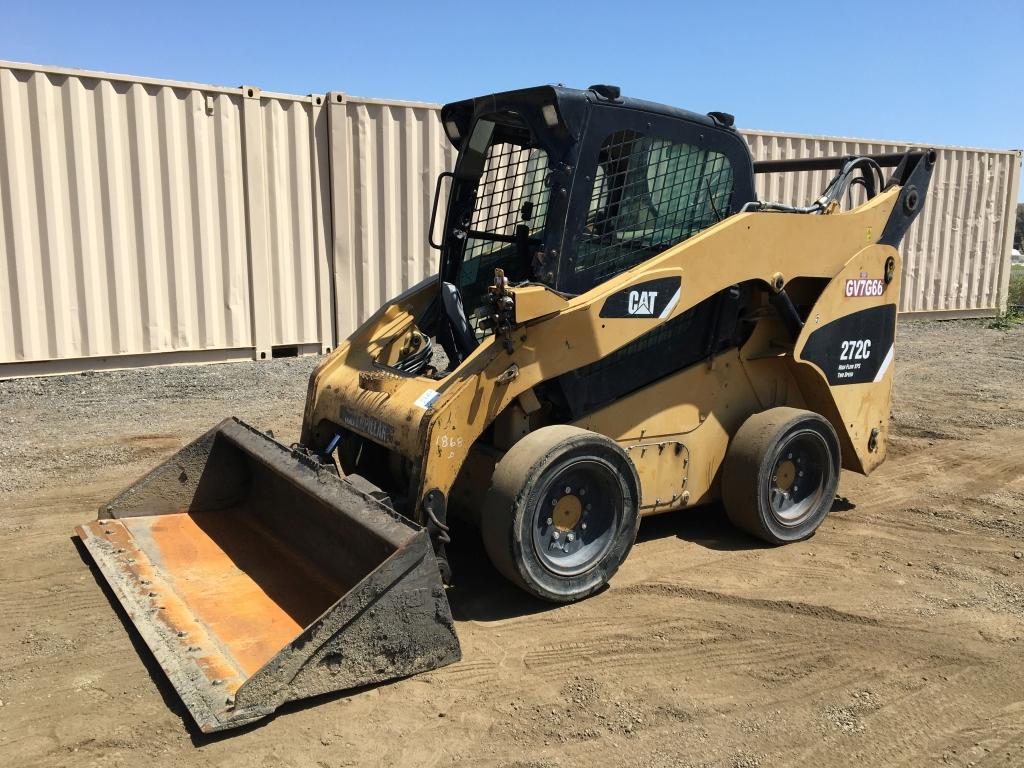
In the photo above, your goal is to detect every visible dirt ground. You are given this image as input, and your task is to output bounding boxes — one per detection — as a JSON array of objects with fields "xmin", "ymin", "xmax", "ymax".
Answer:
[{"xmin": 2, "ymin": 319, "xmax": 1023, "ymax": 768}]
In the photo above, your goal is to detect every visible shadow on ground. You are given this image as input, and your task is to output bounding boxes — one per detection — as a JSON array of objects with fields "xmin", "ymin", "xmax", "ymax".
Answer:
[
  {"xmin": 637, "ymin": 495, "xmax": 857, "ymax": 551},
  {"xmin": 636, "ymin": 503, "xmax": 764, "ymax": 552}
]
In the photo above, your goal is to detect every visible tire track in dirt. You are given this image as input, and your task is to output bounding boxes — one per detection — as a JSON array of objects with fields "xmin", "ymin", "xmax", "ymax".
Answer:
[
  {"xmin": 852, "ymin": 430, "xmax": 1024, "ymax": 513},
  {"xmin": 521, "ymin": 602, "xmax": 868, "ymax": 696},
  {"xmin": 939, "ymin": 702, "xmax": 1024, "ymax": 768},
  {"xmin": 794, "ymin": 663, "xmax": 1021, "ymax": 767},
  {"xmin": 621, "ymin": 581, "xmax": 883, "ymax": 625}
]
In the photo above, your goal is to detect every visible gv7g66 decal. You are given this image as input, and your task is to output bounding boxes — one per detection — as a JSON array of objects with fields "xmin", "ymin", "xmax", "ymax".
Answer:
[
  {"xmin": 844, "ymin": 272, "xmax": 886, "ymax": 298},
  {"xmin": 599, "ymin": 276, "xmax": 682, "ymax": 319},
  {"xmin": 800, "ymin": 304, "xmax": 897, "ymax": 385}
]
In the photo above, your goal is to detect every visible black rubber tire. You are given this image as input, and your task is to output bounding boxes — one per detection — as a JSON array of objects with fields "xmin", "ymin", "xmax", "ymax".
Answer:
[
  {"xmin": 722, "ymin": 407, "xmax": 841, "ymax": 544},
  {"xmin": 481, "ymin": 425, "xmax": 640, "ymax": 603}
]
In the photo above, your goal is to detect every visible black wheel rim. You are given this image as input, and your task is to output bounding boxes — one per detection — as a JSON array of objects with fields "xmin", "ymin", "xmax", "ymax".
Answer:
[
  {"xmin": 767, "ymin": 429, "xmax": 830, "ymax": 527},
  {"xmin": 531, "ymin": 458, "xmax": 622, "ymax": 577}
]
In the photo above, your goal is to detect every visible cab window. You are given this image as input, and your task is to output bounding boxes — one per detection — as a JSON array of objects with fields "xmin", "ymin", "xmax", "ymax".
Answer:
[
  {"xmin": 458, "ymin": 141, "xmax": 550, "ymax": 308},
  {"xmin": 575, "ymin": 130, "xmax": 734, "ymax": 285},
  {"xmin": 445, "ymin": 115, "xmax": 553, "ymax": 337}
]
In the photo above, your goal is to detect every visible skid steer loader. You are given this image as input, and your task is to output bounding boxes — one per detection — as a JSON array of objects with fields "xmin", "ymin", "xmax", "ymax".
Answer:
[{"xmin": 77, "ymin": 84, "xmax": 934, "ymax": 732}]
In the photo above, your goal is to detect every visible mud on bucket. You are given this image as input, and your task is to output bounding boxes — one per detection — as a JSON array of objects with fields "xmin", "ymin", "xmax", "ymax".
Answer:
[{"xmin": 76, "ymin": 417, "xmax": 461, "ymax": 732}]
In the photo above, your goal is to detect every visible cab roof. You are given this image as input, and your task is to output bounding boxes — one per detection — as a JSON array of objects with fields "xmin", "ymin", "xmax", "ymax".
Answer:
[{"xmin": 439, "ymin": 85, "xmax": 732, "ymax": 148}]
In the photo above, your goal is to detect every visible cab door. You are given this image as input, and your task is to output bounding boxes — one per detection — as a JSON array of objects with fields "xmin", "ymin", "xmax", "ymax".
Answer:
[{"xmin": 557, "ymin": 103, "xmax": 755, "ymax": 296}]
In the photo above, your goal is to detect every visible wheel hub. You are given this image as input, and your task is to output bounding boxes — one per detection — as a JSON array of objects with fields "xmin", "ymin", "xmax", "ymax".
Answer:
[
  {"xmin": 552, "ymin": 494, "xmax": 582, "ymax": 531},
  {"xmin": 532, "ymin": 461, "xmax": 621, "ymax": 577},
  {"xmin": 768, "ymin": 436, "xmax": 827, "ymax": 527},
  {"xmin": 775, "ymin": 459, "xmax": 796, "ymax": 491}
]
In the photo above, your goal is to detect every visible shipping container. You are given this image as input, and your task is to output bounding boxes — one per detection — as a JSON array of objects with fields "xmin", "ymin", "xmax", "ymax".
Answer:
[{"xmin": 1, "ymin": 61, "xmax": 1020, "ymax": 376}]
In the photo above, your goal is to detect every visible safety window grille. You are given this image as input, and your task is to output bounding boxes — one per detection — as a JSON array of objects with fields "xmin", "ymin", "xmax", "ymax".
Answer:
[
  {"xmin": 575, "ymin": 131, "xmax": 734, "ymax": 283},
  {"xmin": 458, "ymin": 141, "xmax": 550, "ymax": 315}
]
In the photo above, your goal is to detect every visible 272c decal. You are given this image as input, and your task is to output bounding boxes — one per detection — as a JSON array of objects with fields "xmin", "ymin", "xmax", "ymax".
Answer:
[
  {"xmin": 800, "ymin": 305, "xmax": 896, "ymax": 385},
  {"xmin": 839, "ymin": 338, "xmax": 871, "ymax": 361}
]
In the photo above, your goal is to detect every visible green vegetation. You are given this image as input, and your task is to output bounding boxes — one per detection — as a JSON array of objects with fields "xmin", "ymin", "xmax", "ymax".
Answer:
[
  {"xmin": 987, "ymin": 264, "xmax": 1023, "ymax": 329},
  {"xmin": 987, "ymin": 311, "xmax": 1023, "ymax": 330},
  {"xmin": 1010, "ymin": 263, "xmax": 1023, "ymax": 308},
  {"xmin": 989, "ymin": 268, "xmax": 1022, "ymax": 329},
  {"xmin": 1016, "ymin": 203, "xmax": 1023, "ymax": 251}
]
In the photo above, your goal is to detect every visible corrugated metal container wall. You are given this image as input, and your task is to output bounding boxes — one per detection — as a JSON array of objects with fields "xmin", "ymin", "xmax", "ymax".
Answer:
[
  {"xmin": 327, "ymin": 95, "xmax": 456, "ymax": 339},
  {"xmin": 256, "ymin": 92, "xmax": 331, "ymax": 350},
  {"xmin": 744, "ymin": 131, "xmax": 1021, "ymax": 316},
  {"xmin": 0, "ymin": 64, "xmax": 253, "ymax": 365},
  {"xmin": 1, "ymin": 61, "xmax": 1020, "ymax": 376}
]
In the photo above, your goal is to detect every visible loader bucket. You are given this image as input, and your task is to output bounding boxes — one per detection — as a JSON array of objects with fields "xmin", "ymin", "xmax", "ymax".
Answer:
[{"xmin": 76, "ymin": 418, "xmax": 461, "ymax": 733}]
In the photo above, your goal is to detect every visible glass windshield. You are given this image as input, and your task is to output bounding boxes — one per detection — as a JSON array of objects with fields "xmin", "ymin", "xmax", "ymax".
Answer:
[{"xmin": 446, "ymin": 118, "xmax": 552, "ymax": 336}]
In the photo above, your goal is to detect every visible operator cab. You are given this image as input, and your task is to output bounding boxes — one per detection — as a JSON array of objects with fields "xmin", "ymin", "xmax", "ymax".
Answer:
[{"xmin": 431, "ymin": 84, "xmax": 756, "ymax": 362}]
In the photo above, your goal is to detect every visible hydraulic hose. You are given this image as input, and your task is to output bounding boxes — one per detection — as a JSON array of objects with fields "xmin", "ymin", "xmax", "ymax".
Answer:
[{"xmin": 744, "ymin": 156, "xmax": 886, "ymax": 215}]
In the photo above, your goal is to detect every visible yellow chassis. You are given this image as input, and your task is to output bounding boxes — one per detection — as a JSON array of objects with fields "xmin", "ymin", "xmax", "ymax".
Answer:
[{"xmin": 302, "ymin": 188, "xmax": 904, "ymax": 521}]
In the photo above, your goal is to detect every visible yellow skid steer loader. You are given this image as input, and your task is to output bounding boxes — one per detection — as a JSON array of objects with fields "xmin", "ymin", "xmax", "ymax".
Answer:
[{"xmin": 77, "ymin": 84, "xmax": 934, "ymax": 732}]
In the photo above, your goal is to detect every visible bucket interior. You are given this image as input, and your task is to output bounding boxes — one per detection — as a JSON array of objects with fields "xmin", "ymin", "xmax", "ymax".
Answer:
[
  {"xmin": 119, "ymin": 509, "xmax": 348, "ymax": 676},
  {"xmin": 85, "ymin": 428, "xmax": 404, "ymax": 683}
]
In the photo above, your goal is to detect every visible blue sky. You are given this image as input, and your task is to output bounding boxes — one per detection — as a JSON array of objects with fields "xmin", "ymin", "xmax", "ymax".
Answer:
[{"xmin": 4, "ymin": 0, "xmax": 1022, "ymax": 200}]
